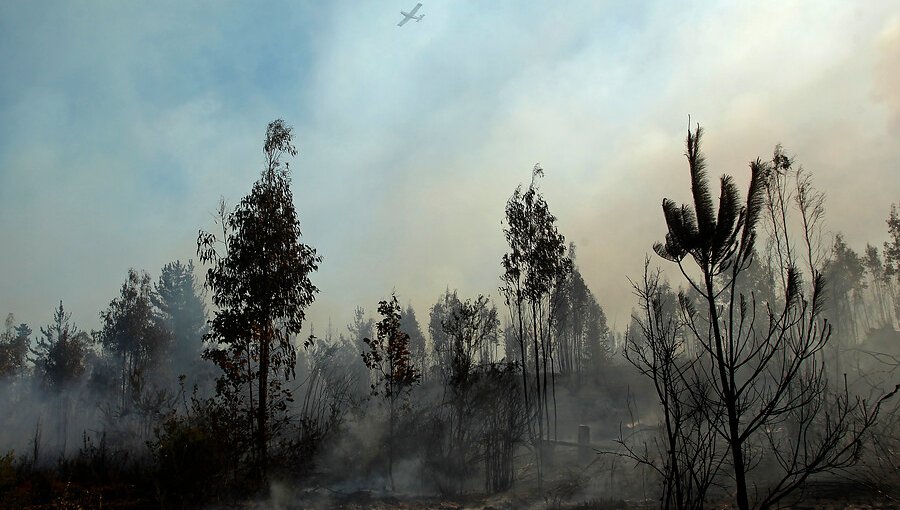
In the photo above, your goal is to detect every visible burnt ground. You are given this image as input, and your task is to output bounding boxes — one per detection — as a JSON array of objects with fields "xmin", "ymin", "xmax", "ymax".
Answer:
[{"xmin": 223, "ymin": 479, "xmax": 895, "ymax": 510}]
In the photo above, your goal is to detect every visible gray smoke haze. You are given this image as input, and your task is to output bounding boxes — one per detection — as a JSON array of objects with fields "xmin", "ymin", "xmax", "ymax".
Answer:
[{"xmin": 0, "ymin": 1, "xmax": 898, "ymax": 341}]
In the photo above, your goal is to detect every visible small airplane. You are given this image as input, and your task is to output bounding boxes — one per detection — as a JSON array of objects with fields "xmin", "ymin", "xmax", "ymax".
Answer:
[{"xmin": 397, "ymin": 3, "xmax": 424, "ymax": 26}]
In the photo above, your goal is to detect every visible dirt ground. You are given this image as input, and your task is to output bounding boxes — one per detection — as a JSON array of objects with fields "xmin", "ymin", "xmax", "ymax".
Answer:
[{"xmin": 229, "ymin": 479, "xmax": 896, "ymax": 510}]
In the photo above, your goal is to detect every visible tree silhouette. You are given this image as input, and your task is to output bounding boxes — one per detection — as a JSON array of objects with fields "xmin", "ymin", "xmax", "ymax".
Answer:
[
  {"xmin": 30, "ymin": 301, "xmax": 90, "ymax": 456},
  {"xmin": 824, "ymin": 234, "xmax": 867, "ymax": 377},
  {"xmin": 862, "ymin": 244, "xmax": 894, "ymax": 328},
  {"xmin": 440, "ymin": 295, "xmax": 500, "ymax": 388},
  {"xmin": 429, "ymin": 289, "xmax": 459, "ymax": 381},
  {"xmin": 33, "ymin": 301, "xmax": 88, "ymax": 392},
  {"xmin": 552, "ymin": 243, "xmax": 609, "ymax": 382},
  {"xmin": 439, "ymin": 294, "xmax": 500, "ymax": 493},
  {"xmin": 152, "ymin": 260, "xmax": 207, "ymax": 378},
  {"xmin": 400, "ymin": 303, "xmax": 427, "ymax": 379},
  {"xmin": 621, "ymin": 258, "xmax": 721, "ymax": 510},
  {"xmin": 653, "ymin": 125, "xmax": 892, "ymax": 509},
  {"xmin": 197, "ymin": 119, "xmax": 321, "ymax": 480},
  {"xmin": 0, "ymin": 314, "xmax": 29, "ymax": 381},
  {"xmin": 345, "ymin": 306, "xmax": 375, "ymax": 397},
  {"xmin": 97, "ymin": 269, "xmax": 171, "ymax": 411},
  {"xmin": 500, "ymin": 163, "xmax": 572, "ymax": 488},
  {"xmin": 361, "ymin": 293, "xmax": 421, "ymax": 491},
  {"xmin": 885, "ymin": 203, "xmax": 900, "ymax": 321}
]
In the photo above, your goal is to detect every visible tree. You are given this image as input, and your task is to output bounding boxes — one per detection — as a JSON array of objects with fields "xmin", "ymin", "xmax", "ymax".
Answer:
[
  {"xmin": 734, "ymin": 247, "xmax": 778, "ymax": 299},
  {"xmin": 862, "ymin": 244, "xmax": 894, "ymax": 328},
  {"xmin": 479, "ymin": 362, "xmax": 527, "ymax": 493},
  {"xmin": 348, "ymin": 306, "xmax": 375, "ymax": 348},
  {"xmin": 429, "ymin": 289, "xmax": 459, "ymax": 380},
  {"xmin": 885, "ymin": 203, "xmax": 900, "ymax": 282},
  {"xmin": 361, "ymin": 293, "xmax": 421, "ymax": 491},
  {"xmin": 823, "ymin": 234, "xmax": 867, "ymax": 377},
  {"xmin": 438, "ymin": 294, "xmax": 500, "ymax": 493},
  {"xmin": 33, "ymin": 301, "xmax": 88, "ymax": 392},
  {"xmin": 31, "ymin": 301, "xmax": 90, "ymax": 456},
  {"xmin": 424, "ymin": 292, "xmax": 520, "ymax": 493},
  {"xmin": 97, "ymin": 269, "xmax": 172, "ymax": 412},
  {"xmin": 197, "ymin": 119, "xmax": 321, "ymax": 479},
  {"xmin": 499, "ymin": 164, "xmax": 572, "ymax": 487},
  {"xmin": 552, "ymin": 243, "xmax": 609, "ymax": 382},
  {"xmin": 297, "ymin": 326, "xmax": 355, "ymax": 458},
  {"xmin": 0, "ymin": 314, "xmax": 29, "ymax": 381},
  {"xmin": 884, "ymin": 203, "xmax": 900, "ymax": 321},
  {"xmin": 400, "ymin": 303, "xmax": 427, "ymax": 378},
  {"xmin": 152, "ymin": 260, "xmax": 207, "ymax": 377},
  {"xmin": 621, "ymin": 258, "xmax": 721, "ymax": 510},
  {"xmin": 346, "ymin": 306, "xmax": 375, "ymax": 397},
  {"xmin": 652, "ymin": 125, "xmax": 891, "ymax": 509},
  {"xmin": 440, "ymin": 295, "xmax": 500, "ymax": 387}
]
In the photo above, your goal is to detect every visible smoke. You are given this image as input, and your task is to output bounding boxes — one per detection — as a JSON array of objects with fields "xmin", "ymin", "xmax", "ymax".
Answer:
[{"xmin": 873, "ymin": 17, "xmax": 900, "ymax": 132}]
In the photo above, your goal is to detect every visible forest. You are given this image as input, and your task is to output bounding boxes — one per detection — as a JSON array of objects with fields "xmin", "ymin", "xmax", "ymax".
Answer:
[{"xmin": 0, "ymin": 117, "xmax": 899, "ymax": 510}]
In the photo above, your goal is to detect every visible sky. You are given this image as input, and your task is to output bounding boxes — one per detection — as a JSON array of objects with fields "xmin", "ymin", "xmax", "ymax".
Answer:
[{"xmin": 1, "ymin": 1, "xmax": 899, "ymax": 338}]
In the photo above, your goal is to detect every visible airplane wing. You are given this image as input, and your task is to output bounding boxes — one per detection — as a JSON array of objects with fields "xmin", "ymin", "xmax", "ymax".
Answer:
[
  {"xmin": 409, "ymin": 3, "xmax": 422, "ymax": 15},
  {"xmin": 397, "ymin": 16, "xmax": 410, "ymax": 27}
]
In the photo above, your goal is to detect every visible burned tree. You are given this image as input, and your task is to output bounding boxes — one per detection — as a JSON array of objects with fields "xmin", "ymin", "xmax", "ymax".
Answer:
[
  {"xmin": 651, "ymin": 125, "xmax": 893, "ymax": 509},
  {"xmin": 620, "ymin": 259, "xmax": 721, "ymax": 510}
]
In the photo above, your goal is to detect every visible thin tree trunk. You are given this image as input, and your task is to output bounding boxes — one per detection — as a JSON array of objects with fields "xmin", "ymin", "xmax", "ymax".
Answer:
[
  {"xmin": 257, "ymin": 324, "xmax": 270, "ymax": 479},
  {"xmin": 530, "ymin": 300, "xmax": 544, "ymax": 489},
  {"xmin": 706, "ymin": 273, "xmax": 749, "ymax": 510}
]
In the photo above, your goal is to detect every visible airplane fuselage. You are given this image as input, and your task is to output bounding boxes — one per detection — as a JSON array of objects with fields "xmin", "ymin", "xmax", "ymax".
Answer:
[{"xmin": 398, "ymin": 3, "xmax": 424, "ymax": 26}]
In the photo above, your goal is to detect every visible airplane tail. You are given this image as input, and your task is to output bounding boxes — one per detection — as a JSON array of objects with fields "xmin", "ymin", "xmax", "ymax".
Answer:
[{"xmin": 417, "ymin": 14, "xmax": 425, "ymax": 21}]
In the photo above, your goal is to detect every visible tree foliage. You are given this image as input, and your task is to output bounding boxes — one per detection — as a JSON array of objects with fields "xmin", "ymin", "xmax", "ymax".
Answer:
[
  {"xmin": 429, "ymin": 289, "xmax": 458, "ymax": 380},
  {"xmin": 400, "ymin": 303, "xmax": 427, "ymax": 379},
  {"xmin": 361, "ymin": 293, "xmax": 421, "ymax": 490},
  {"xmin": 499, "ymin": 164, "xmax": 572, "ymax": 488},
  {"xmin": 362, "ymin": 294, "xmax": 421, "ymax": 400},
  {"xmin": 552, "ymin": 243, "xmax": 609, "ymax": 380},
  {"xmin": 0, "ymin": 314, "xmax": 29, "ymax": 381},
  {"xmin": 152, "ymin": 260, "xmax": 207, "ymax": 374},
  {"xmin": 197, "ymin": 119, "xmax": 321, "ymax": 478},
  {"xmin": 33, "ymin": 301, "xmax": 89, "ymax": 392},
  {"xmin": 97, "ymin": 269, "xmax": 172, "ymax": 410}
]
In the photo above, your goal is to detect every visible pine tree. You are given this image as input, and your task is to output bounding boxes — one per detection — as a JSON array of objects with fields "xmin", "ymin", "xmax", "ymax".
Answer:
[
  {"xmin": 33, "ymin": 302, "xmax": 88, "ymax": 392},
  {"xmin": 152, "ymin": 260, "xmax": 207, "ymax": 377}
]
